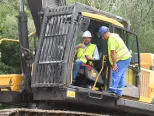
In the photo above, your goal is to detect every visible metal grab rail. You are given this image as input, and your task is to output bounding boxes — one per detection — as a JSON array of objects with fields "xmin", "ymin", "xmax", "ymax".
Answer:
[
  {"xmin": 88, "ymin": 91, "xmax": 102, "ymax": 99},
  {"xmin": 92, "ymin": 55, "xmax": 107, "ymax": 90},
  {"xmin": 0, "ymin": 39, "xmax": 19, "ymax": 44},
  {"xmin": 0, "ymin": 31, "xmax": 36, "ymax": 44},
  {"xmin": 70, "ymin": 51, "xmax": 77, "ymax": 84}
]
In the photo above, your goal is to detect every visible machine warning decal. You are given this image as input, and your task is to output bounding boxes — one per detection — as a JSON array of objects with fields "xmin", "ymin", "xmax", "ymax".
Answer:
[{"xmin": 67, "ymin": 91, "xmax": 75, "ymax": 98}]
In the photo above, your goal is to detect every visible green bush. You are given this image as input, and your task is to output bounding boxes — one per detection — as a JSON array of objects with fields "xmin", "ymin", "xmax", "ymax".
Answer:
[
  {"xmin": 0, "ymin": 0, "xmax": 35, "ymax": 74},
  {"xmin": 0, "ymin": 42, "xmax": 21, "ymax": 74}
]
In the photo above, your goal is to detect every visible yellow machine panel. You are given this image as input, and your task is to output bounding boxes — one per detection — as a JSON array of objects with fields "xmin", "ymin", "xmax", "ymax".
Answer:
[
  {"xmin": 140, "ymin": 53, "xmax": 154, "ymax": 70},
  {"xmin": 126, "ymin": 68, "xmax": 136, "ymax": 85},
  {"xmin": 139, "ymin": 68, "xmax": 154, "ymax": 103},
  {"xmin": 81, "ymin": 12, "xmax": 124, "ymax": 28},
  {"xmin": 0, "ymin": 74, "xmax": 23, "ymax": 92}
]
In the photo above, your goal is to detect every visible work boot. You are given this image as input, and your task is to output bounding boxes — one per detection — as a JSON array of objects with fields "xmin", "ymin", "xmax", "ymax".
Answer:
[{"xmin": 105, "ymin": 91, "xmax": 117, "ymax": 96}]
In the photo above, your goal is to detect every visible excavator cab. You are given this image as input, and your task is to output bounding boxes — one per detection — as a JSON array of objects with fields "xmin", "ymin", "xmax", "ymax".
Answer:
[
  {"xmin": 31, "ymin": 2, "xmax": 141, "ymax": 102},
  {"xmin": 72, "ymin": 12, "xmax": 140, "ymax": 99},
  {"xmin": 75, "ymin": 14, "xmax": 140, "ymax": 99}
]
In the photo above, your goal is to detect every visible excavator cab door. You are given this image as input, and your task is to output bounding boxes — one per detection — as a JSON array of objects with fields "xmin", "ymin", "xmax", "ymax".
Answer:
[{"xmin": 112, "ymin": 25, "xmax": 140, "ymax": 99}]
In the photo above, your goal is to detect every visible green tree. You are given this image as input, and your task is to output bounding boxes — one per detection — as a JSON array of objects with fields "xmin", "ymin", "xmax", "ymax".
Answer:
[
  {"xmin": 67, "ymin": 0, "xmax": 154, "ymax": 53},
  {"xmin": 0, "ymin": 0, "xmax": 35, "ymax": 74}
]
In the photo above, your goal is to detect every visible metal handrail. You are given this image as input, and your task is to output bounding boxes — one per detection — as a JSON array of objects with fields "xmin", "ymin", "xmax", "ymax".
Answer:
[
  {"xmin": 92, "ymin": 55, "xmax": 107, "ymax": 90},
  {"xmin": 0, "ymin": 31, "xmax": 36, "ymax": 44}
]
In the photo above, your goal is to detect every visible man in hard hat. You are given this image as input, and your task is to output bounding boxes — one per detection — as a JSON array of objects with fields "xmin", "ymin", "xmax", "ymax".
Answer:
[
  {"xmin": 97, "ymin": 26, "xmax": 131, "ymax": 96},
  {"xmin": 73, "ymin": 30, "xmax": 99, "ymax": 84}
]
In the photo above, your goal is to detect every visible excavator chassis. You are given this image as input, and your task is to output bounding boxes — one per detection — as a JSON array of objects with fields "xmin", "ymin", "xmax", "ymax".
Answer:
[{"xmin": 32, "ymin": 86, "xmax": 154, "ymax": 116}]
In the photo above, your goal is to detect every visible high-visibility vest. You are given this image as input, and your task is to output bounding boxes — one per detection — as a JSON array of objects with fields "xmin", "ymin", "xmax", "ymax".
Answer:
[
  {"xmin": 77, "ymin": 44, "xmax": 96, "ymax": 65},
  {"xmin": 108, "ymin": 33, "xmax": 131, "ymax": 65}
]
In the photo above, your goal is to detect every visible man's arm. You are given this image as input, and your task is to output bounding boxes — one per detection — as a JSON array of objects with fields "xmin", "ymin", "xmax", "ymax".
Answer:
[
  {"xmin": 111, "ymin": 50, "xmax": 118, "ymax": 70},
  {"xmin": 93, "ymin": 46, "xmax": 99, "ymax": 60},
  {"xmin": 111, "ymin": 50, "xmax": 116, "ymax": 65},
  {"xmin": 108, "ymin": 37, "xmax": 118, "ymax": 70},
  {"xmin": 75, "ymin": 43, "xmax": 85, "ymax": 51},
  {"xmin": 86, "ymin": 46, "xmax": 99, "ymax": 60}
]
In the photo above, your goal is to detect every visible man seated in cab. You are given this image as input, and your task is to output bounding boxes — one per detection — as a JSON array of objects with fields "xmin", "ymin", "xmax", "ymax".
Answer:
[{"xmin": 72, "ymin": 31, "xmax": 99, "ymax": 84}]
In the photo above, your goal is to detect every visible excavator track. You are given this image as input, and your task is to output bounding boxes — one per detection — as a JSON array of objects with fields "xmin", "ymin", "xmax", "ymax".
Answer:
[{"xmin": 0, "ymin": 108, "xmax": 110, "ymax": 116}]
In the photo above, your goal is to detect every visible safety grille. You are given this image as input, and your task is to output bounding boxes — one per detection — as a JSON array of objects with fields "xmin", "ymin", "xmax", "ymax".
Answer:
[
  {"xmin": 32, "ymin": 5, "xmax": 75, "ymax": 87},
  {"xmin": 140, "ymin": 69, "xmax": 150, "ymax": 97}
]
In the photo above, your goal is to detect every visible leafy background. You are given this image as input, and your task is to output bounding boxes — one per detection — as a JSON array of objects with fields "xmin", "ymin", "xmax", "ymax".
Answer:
[{"xmin": 0, "ymin": 0, "xmax": 35, "ymax": 74}]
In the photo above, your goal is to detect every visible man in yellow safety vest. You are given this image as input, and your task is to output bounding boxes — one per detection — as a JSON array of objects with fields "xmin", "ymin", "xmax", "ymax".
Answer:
[
  {"xmin": 97, "ymin": 26, "xmax": 131, "ymax": 96},
  {"xmin": 73, "ymin": 31, "xmax": 99, "ymax": 84}
]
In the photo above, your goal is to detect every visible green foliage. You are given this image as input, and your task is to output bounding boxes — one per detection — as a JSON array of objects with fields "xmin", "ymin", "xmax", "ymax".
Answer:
[
  {"xmin": 67, "ymin": 0, "xmax": 154, "ymax": 53},
  {"xmin": 100, "ymin": 0, "xmax": 154, "ymax": 53},
  {"xmin": 0, "ymin": 42, "xmax": 21, "ymax": 74},
  {"xmin": 0, "ymin": 62, "xmax": 20, "ymax": 74},
  {"xmin": 0, "ymin": 0, "xmax": 35, "ymax": 74}
]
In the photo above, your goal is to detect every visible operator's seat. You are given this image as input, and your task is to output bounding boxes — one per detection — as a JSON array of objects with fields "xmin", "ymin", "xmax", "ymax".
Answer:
[
  {"xmin": 78, "ymin": 55, "xmax": 106, "ymax": 85},
  {"xmin": 84, "ymin": 64, "xmax": 104, "ymax": 84}
]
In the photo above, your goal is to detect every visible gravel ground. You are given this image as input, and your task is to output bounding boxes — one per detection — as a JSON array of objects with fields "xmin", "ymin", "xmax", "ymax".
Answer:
[{"xmin": 0, "ymin": 108, "xmax": 113, "ymax": 116}]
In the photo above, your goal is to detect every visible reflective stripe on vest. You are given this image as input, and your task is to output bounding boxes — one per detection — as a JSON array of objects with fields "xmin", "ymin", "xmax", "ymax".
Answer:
[
  {"xmin": 116, "ymin": 50, "xmax": 130, "ymax": 60},
  {"xmin": 77, "ymin": 44, "xmax": 96, "ymax": 65},
  {"xmin": 108, "ymin": 34, "xmax": 131, "ymax": 65}
]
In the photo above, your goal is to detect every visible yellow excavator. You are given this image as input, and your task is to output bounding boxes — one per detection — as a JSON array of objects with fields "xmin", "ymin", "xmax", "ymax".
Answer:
[{"xmin": 0, "ymin": 0, "xmax": 154, "ymax": 116}]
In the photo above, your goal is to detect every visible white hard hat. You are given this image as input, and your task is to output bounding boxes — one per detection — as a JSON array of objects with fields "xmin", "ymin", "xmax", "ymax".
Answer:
[{"xmin": 82, "ymin": 31, "xmax": 92, "ymax": 37}]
